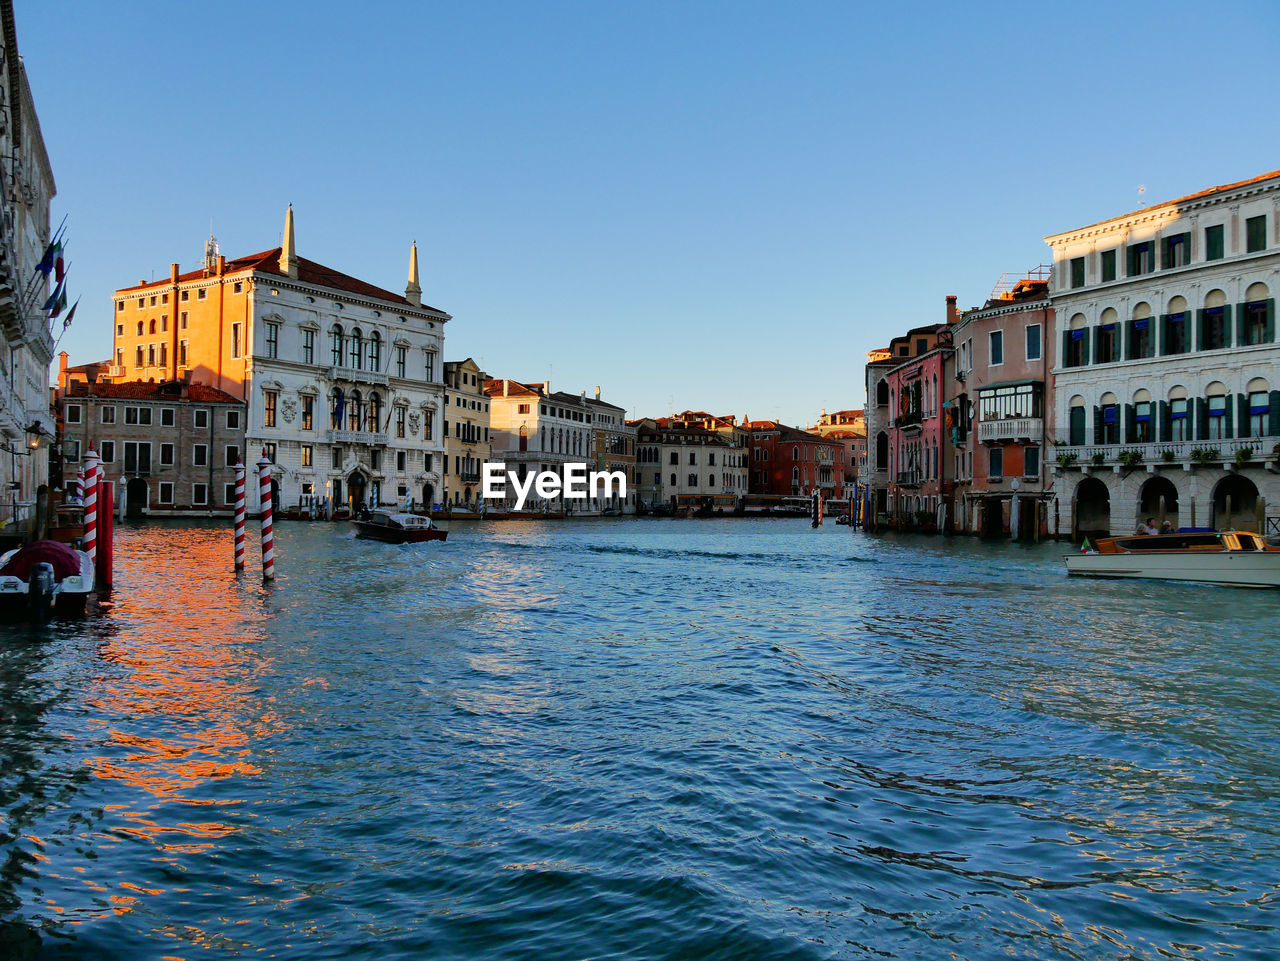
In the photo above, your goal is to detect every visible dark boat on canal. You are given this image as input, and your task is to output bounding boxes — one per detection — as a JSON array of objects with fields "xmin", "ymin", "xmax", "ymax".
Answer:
[{"xmin": 353, "ymin": 512, "xmax": 447, "ymax": 544}]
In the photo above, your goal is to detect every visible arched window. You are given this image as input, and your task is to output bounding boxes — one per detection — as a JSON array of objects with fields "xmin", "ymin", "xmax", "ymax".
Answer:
[
  {"xmin": 1098, "ymin": 391, "xmax": 1119, "ymax": 445},
  {"xmin": 1243, "ymin": 282, "xmax": 1272, "ymax": 346},
  {"xmin": 1205, "ymin": 381, "xmax": 1229, "ymax": 440},
  {"xmin": 368, "ymin": 392, "xmax": 382, "ymax": 433},
  {"xmin": 792, "ymin": 446, "xmax": 799, "ymax": 460},
  {"xmin": 149, "ymin": 319, "xmax": 156, "ymax": 334},
  {"xmin": 368, "ymin": 331, "xmax": 382, "ymax": 371},
  {"xmin": 349, "ymin": 328, "xmax": 363, "ymax": 369},
  {"xmin": 1246, "ymin": 377, "xmax": 1273, "ymax": 438},
  {"xmin": 136, "ymin": 321, "xmax": 144, "ymax": 336},
  {"xmin": 331, "ymin": 388, "xmax": 344, "ymax": 429},
  {"xmin": 349, "ymin": 389, "xmax": 363, "ymax": 431},
  {"xmin": 876, "ymin": 379, "xmax": 889, "ymax": 406},
  {"xmin": 331, "ymin": 325, "xmax": 344, "ymax": 365}
]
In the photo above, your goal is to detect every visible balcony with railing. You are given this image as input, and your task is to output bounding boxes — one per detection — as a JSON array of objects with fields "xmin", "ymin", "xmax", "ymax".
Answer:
[
  {"xmin": 327, "ymin": 429, "xmax": 389, "ymax": 445},
  {"xmin": 895, "ymin": 469, "xmax": 922, "ymax": 486},
  {"xmin": 894, "ymin": 409, "xmax": 922, "ymax": 430},
  {"xmin": 978, "ymin": 417, "xmax": 1043, "ymax": 444},
  {"xmin": 1053, "ymin": 434, "xmax": 1280, "ymax": 472},
  {"xmin": 327, "ymin": 365, "xmax": 389, "ymax": 387}
]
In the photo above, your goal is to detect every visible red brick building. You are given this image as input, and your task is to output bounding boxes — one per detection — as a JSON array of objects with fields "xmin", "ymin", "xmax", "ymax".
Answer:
[{"xmin": 746, "ymin": 421, "xmax": 845, "ymax": 501}]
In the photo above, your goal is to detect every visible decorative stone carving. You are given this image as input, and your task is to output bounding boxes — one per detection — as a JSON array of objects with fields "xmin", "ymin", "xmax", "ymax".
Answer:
[
  {"xmin": 281, "ymin": 398, "xmax": 298, "ymax": 424},
  {"xmin": 408, "ymin": 411, "xmax": 421, "ymax": 436}
]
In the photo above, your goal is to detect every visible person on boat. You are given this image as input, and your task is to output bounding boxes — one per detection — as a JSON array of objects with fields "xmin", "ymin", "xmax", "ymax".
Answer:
[{"xmin": 1160, "ymin": 520, "xmax": 1174, "ymax": 534}]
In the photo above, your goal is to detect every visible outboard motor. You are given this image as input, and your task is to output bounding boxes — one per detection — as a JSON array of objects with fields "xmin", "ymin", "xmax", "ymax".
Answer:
[{"xmin": 29, "ymin": 562, "xmax": 56, "ymax": 617}]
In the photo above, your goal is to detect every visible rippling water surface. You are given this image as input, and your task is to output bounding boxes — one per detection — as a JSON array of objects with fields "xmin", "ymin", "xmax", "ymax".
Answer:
[{"xmin": 1, "ymin": 518, "xmax": 1278, "ymax": 960}]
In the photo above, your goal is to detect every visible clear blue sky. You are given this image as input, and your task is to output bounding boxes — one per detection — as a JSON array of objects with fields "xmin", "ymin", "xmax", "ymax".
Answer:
[{"xmin": 18, "ymin": 0, "xmax": 1280, "ymax": 427}]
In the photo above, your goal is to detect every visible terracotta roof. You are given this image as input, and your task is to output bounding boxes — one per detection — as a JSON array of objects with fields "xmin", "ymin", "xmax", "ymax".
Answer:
[
  {"xmin": 64, "ymin": 380, "xmax": 242, "ymax": 404},
  {"xmin": 484, "ymin": 378, "xmax": 544, "ymax": 398},
  {"xmin": 117, "ymin": 248, "xmax": 444, "ymax": 312}
]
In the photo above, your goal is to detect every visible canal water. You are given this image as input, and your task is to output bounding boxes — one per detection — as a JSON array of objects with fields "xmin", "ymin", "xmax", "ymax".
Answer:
[{"xmin": 1, "ymin": 519, "xmax": 1277, "ymax": 960}]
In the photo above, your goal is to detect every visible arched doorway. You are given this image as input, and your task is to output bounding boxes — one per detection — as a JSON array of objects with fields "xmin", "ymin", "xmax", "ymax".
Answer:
[
  {"xmin": 126, "ymin": 478, "xmax": 149, "ymax": 518},
  {"xmin": 1138, "ymin": 476, "xmax": 1179, "ymax": 530},
  {"xmin": 1074, "ymin": 477, "xmax": 1110, "ymax": 539},
  {"xmin": 1212, "ymin": 475, "xmax": 1260, "ymax": 532},
  {"xmin": 348, "ymin": 471, "xmax": 367, "ymax": 513},
  {"xmin": 271, "ymin": 478, "xmax": 281, "ymax": 512},
  {"xmin": 422, "ymin": 482, "xmax": 434, "ymax": 508}
]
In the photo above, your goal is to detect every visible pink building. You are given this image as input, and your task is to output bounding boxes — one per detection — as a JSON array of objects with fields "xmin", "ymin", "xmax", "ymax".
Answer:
[{"xmin": 885, "ymin": 341, "xmax": 954, "ymax": 530}]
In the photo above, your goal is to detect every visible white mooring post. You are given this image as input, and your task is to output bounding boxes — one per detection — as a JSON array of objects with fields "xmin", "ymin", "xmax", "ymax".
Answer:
[
  {"xmin": 234, "ymin": 459, "xmax": 246, "ymax": 572},
  {"xmin": 258, "ymin": 451, "xmax": 274, "ymax": 581}
]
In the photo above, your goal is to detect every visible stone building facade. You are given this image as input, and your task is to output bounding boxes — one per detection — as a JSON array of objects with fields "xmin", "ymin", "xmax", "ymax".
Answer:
[
  {"xmin": 442, "ymin": 357, "xmax": 491, "ymax": 507},
  {"xmin": 0, "ymin": 3, "xmax": 57, "ymax": 533},
  {"xmin": 1046, "ymin": 169, "xmax": 1280, "ymax": 538},
  {"xmin": 107, "ymin": 208, "xmax": 448, "ymax": 513}
]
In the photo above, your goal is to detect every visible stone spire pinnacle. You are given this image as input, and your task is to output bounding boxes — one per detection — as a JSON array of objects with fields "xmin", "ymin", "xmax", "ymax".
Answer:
[
  {"xmin": 405, "ymin": 240, "xmax": 422, "ymax": 306},
  {"xmin": 279, "ymin": 203, "xmax": 298, "ymax": 278}
]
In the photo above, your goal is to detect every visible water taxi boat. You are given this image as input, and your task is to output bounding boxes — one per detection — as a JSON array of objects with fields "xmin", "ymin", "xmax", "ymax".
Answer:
[
  {"xmin": 353, "ymin": 512, "xmax": 447, "ymax": 544},
  {"xmin": 0, "ymin": 540, "xmax": 96, "ymax": 617},
  {"xmin": 1065, "ymin": 530, "xmax": 1280, "ymax": 588}
]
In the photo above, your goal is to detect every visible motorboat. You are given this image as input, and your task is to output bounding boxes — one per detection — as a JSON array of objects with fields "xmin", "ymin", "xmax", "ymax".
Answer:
[
  {"xmin": 353, "ymin": 512, "xmax": 447, "ymax": 544},
  {"xmin": 1065, "ymin": 530, "xmax": 1280, "ymax": 588},
  {"xmin": 0, "ymin": 540, "xmax": 96, "ymax": 617}
]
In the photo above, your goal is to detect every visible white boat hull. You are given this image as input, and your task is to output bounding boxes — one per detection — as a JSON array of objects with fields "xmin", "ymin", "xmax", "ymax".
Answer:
[{"xmin": 1065, "ymin": 550, "xmax": 1280, "ymax": 588}]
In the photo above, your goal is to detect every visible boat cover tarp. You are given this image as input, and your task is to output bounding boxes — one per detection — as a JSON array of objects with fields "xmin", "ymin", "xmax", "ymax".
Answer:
[{"xmin": 0, "ymin": 540, "xmax": 83, "ymax": 580}]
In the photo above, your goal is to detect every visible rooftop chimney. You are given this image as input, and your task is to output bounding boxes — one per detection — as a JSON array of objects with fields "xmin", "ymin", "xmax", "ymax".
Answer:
[
  {"xmin": 945, "ymin": 295, "xmax": 959, "ymax": 325},
  {"xmin": 170, "ymin": 263, "xmax": 179, "ymax": 284},
  {"xmin": 594, "ymin": 385, "xmax": 601, "ymax": 400}
]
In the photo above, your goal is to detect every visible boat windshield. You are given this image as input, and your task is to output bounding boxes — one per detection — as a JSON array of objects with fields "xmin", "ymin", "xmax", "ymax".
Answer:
[{"xmin": 1113, "ymin": 534, "xmax": 1223, "ymax": 552}]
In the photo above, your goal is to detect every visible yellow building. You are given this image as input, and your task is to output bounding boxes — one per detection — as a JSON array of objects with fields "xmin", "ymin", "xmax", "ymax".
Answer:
[{"xmin": 442, "ymin": 358, "xmax": 491, "ymax": 506}]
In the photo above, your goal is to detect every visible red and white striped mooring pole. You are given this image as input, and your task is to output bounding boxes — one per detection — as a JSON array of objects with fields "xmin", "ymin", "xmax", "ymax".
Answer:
[
  {"xmin": 258, "ymin": 450, "xmax": 274, "ymax": 580},
  {"xmin": 82, "ymin": 446, "xmax": 100, "ymax": 565},
  {"xmin": 233, "ymin": 458, "xmax": 246, "ymax": 571}
]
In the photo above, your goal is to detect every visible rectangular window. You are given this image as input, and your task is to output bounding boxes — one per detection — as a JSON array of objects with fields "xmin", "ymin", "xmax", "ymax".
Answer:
[
  {"xmin": 396, "ymin": 406, "xmax": 406, "ymax": 438},
  {"xmin": 1243, "ymin": 301, "xmax": 1268, "ymax": 346},
  {"xmin": 65, "ymin": 404, "xmax": 82, "ymax": 424},
  {"xmin": 1134, "ymin": 402, "xmax": 1154, "ymax": 442},
  {"xmin": 117, "ymin": 323, "xmax": 124, "ymax": 336},
  {"xmin": 396, "ymin": 346, "xmax": 406, "ymax": 378},
  {"xmin": 147, "ymin": 344, "xmax": 156, "ymax": 366},
  {"xmin": 135, "ymin": 346, "xmax": 144, "ymax": 367},
  {"xmin": 423, "ymin": 351, "xmax": 436, "ymax": 382},
  {"xmin": 181, "ymin": 311, "xmax": 188, "ymax": 329},
  {"xmin": 1023, "ymin": 446, "xmax": 1040, "ymax": 477},
  {"xmin": 1208, "ymin": 394, "xmax": 1227, "ymax": 440},
  {"xmin": 332, "ymin": 448, "xmax": 343, "ymax": 470},
  {"xmin": 161, "ymin": 315, "xmax": 168, "ymax": 332},
  {"xmin": 303, "ymin": 328, "xmax": 315, "ymax": 364},
  {"xmin": 99, "ymin": 440, "xmax": 115, "ymax": 464},
  {"xmin": 263, "ymin": 442, "xmax": 276, "ymax": 463},
  {"xmin": 193, "ymin": 444, "xmax": 208, "ymax": 467},
  {"xmin": 1246, "ymin": 215, "xmax": 1266, "ymax": 253},
  {"xmin": 197, "ymin": 289, "xmax": 207, "ymax": 300},
  {"xmin": 100, "ymin": 406, "xmax": 117, "ymax": 426},
  {"xmin": 264, "ymin": 390, "xmax": 278, "ymax": 427},
  {"xmin": 370, "ymin": 450, "xmax": 381, "ymax": 471},
  {"xmin": 1025, "ymin": 324, "xmax": 1041, "ymax": 361},
  {"xmin": 1101, "ymin": 404, "xmax": 1120, "ymax": 445},
  {"xmin": 1069, "ymin": 257, "xmax": 1085, "ymax": 288},
  {"xmin": 301, "ymin": 444, "xmax": 313, "ymax": 468},
  {"xmin": 233, "ymin": 282, "xmax": 243, "ymax": 294},
  {"xmin": 1129, "ymin": 319, "xmax": 1152, "ymax": 359},
  {"xmin": 231, "ymin": 323, "xmax": 242, "ymax": 359},
  {"xmin": 123, "ymin": 442, "xmax": 152, "ymax": 474},
  {"xmin": 160, "ymin": 443, "xmax": 175, "ymax": 466},
  {"xmin": 225, "ymin": 483, "xmax": 237, "ymax": 505},
  {"xmin": 988, "ymin": 447, "xmax": 1003, "ymax": 479},
  {"xmin": 193, "ymin": 483, "xmax": 208, "ymax": 505},
  {"xmin": 1127, "ymin": 240, "xmax": 1154, "ymax": 276},
  {"xmin": 265, "ymin": 323, "xmax": 279, "ymax": 359},
  {"xmin": 179, "ymin": 340, "xmax": 188, "ymax": 367},
  {"xmin": 160, "ymin": 407, "xmax": 174, "ymax": 427},
  {"xmin": 194, "ymin": 409, "xmax": 209, "ymax": 429},
  {"xmin": 1205, "ymin": 224, "xmax": 1224, "ymax": 261},
  {"xmin": 226, "ymin": 410, "xmax": 241, "ymax": 430},
  {"xmin": 1100, "ymin": 249, "xmax": 1117, "ymax": 282},
  {"xmin": 1162, "ymin": 232, "xmax": 1190, "ymax": 269},
  {"xmin": 225, "ymin": 445, "xmax": 239, "ymax": 466},
  {"xmin": 989, "ymin": 330, "xmax": 1004, "ymax": 365},
  {"xmin": 1163, "ymin": 313, "xmax": 1188, "ymax": 355},
  {"xmin": 181, "ymin": 290, "xmax": 189, "ymax": 302},
  {"xmin": 1097, "ymin": 324, "xmax": 1118, "ymax": 363},
  {"xmin": 423, "ymin": 410, "xmax": 433, "ymax": 440},
  {"xmin": 158, "ymin": 482, "xmax": 174, "ymax": 505},
  {"xmin": 301, "ymin": 395, "xmax": 314, "ymax": 431},
  {"xmin": 1202, "ymin": 307, "xmax": 1228, "ymax": 350},
  {"xmin": 1171, "ymin": 399, "xmax": 1190, "ymax": 441},
  {"xmin": 64, "ymin": 439, "xmax": 80, "ymax": 462},
  {"xmin": 159, "ymin": 343, "xmax": 167, "ymax": 367},
  {"xmin": 117, "ymin": 301, "xmax": 125, "ymax": 312},
  {"xmin": 396, "ymin": 450, "xmax": 406, "ymax": 472}
]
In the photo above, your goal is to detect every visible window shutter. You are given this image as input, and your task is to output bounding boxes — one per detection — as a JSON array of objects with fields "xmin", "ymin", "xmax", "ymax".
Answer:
[
  {"xmin": 1125, "ymin": 319, "xmax": 1135, "ymax": 359},
  {"xmin": 1092, "ymin": 327, "xmax": 1101, "ymax": 365},
  {"xmin": 1093, "ymin": 406, "xmax": 1102, "ymax": 444},
  {"xmin": 1127, "ymin": 246, "xmax": 1136, "ymax": 276},
  {"xmin": 1222, "ymin": 305, "xmax": 1232, "ymax": 347},
  {"xmin": 1081, "ymin": 330, "xmax": 1090, "ymax": 365},
  {"xmin": 1196, "ymin": 398, "xmax": 1208, "ymax": 440},
  {"xmin": 1237, "ymin": 394, "xmax": 1251, "ymax": 438},
  {"xmin": 1196, "ymin": 309, "xmax": 1205, "ymax": 351},
  {"xmin": 1158, "ymin": 400, "xmax": 1171, "ymax": 442},
  {"xmin": 1270, "ymin": 391, "xmax": 1280, "ymax": 436},
  {"xmin": 1267, "ymin": 299, "xmax": 1276, "ymax": 342},
  {"xmin": 1237, "ymin": 304, "xmax": 1247, "ymax": 345},
  {"xmin": 1061, "ymin": 330, "xmax": 1070, "ymax": 367},
  {"xmin": 1224, "ymin": 397, "xmax": 1234, "ymax": 439},
  {"xmin": 1182, "ymin": 315, "xmax": 1190, "ymax": 353},
  {"xmin": 1124, "ymin": 404, "xmax": 1136, "ymax": 443}
]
